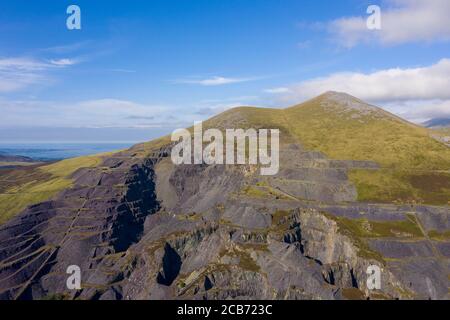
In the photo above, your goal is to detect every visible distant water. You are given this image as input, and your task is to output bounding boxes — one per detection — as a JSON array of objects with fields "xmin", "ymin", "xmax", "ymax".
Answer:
[{"xmin": 0, "ymin": 142, "xmax": 136, "ymax": 161}]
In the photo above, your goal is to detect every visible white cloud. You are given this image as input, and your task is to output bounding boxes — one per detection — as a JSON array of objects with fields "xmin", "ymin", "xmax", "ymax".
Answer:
[
  {"xmin": 193, "ymin": 96, "xmax": 261, "ymax": 116},
  {"xmin": 280, "ymin": 59, "xmax": 450, "ymax": 103},
  {"xmin": 69, "ymin": 99, "xmax": 169, "ymax": 127},
  {"xmin": 41, "ymin": 41, "xmax": 91, "ymax": 54},
  {"xmin": 0, "ymin": 58, "xmax": 48, "ymax": 92},
  {"xmin": 330, "ymin": 0, "xmax": 450, "ymax": 47},
  {"xmin": 0, "ymin": 95, "xmax": 263, "ymax": 129},
  {"xmin": 276, "ymin": 58, "xmax": 450, "ymax": 122},
  {"xmin": 264, "ymin": 87, "xmax": 290, "ymax": 94},
  {"xmin": 0, "ymin": 73, "xmax": 41, "ymax": 92},
  {"xmin": 50, "ymin": 58, "xmax": 78, "ymax": 66},
  {"xmin": 175, "ymin": 76, "xmax": 255, "ymax": 86},
  {"xmin": 0, "ymin": 56, "xmax": 78, "ymax": 92},
  {"xmin": 194, "ymin": 103, "xmax": 241, "ymax": 116},
  {"xmin": 0, "ymin": 98, "xmax": 177, "ymax": 128},
  {"xmin": 390, "ymin": 100, "xmax": 450, "ymax": 122},
  {"xmin": 0, "ymin": 57, "xmax": 48, "ymax": 71}
]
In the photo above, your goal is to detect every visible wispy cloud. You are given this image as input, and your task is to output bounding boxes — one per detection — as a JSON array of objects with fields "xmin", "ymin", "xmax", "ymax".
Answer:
[
  {"xmin": 0, "ymin": 57, "xmax": 49, "ymax": 71},
  {"xmin": 107, "ymin": 68, "xmax": 136, "ymax": 73},
  {"xmin": 0, "ymin": 94, "xmax": 262, "ymax": 129},
  {"xmin": 174, "ymin": 76, "xmax": 258, "ymax": 86},
  {"xmin": 40, "ymin": 41, "xmax": 92, "ymax": 54},
  {"xmin": 49, "ymin": 58, "xmax": 79, "ymax": 66},
  {"xmin": 329, "ymin": 0, "xmax": 450, "ymax": 47},
  {"xmin": 0, "ymin": 98, "xmax": 173, "ymax": 128},
  {"xmin": 387, "ymin": 100, "xmax": 450, "ymax": 123},
  {"xmin": 264, "ymin": 87, "xmax": 290, "ymax": 94},
  {"xmin": 0, "ymin": 57, "xmax": 48, "ymax": 92},
  {"xmin": 192, "ymin": 95, "xmax": 261, "ymax": 116},
  {"xmin": 194, "ymin": 103, "xmax": 240, "ymax": 116},
  {"xmin": 0, "ymin": 56, "xmax": 79, "ymax": 92}
]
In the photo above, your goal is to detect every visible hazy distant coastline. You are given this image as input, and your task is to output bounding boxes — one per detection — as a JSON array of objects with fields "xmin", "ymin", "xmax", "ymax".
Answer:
[{"xmin": 0, "ymin": 142, "xmax": 135, "ymax": 161}]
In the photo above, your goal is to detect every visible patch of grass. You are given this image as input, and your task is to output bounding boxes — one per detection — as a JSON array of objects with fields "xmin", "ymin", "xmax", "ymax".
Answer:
[
  {"xmin": 39, "ymin": 154, "xmax": 105, "ymax": 176},
  {"xmin": 271, "ymin": 210, "xmax": 291, "ymax": 226},
  {"xmin": 255, "ymin": 180, "xmax": 269, "ymax": 187},
  {"xmin": 342, "ymin": 288, "xmax": 366, "ymax": 300},
  {"xmin": 240, "ymin": 186, "xmax": 268, "ymax": 198},
  {"xmin": 239, "ymin": 242, "xmax": 269, "ymax": 252},
  {"xmin": 350, "ymin": 169, "xmax": 450, "ymax": 205},
  {"xmin": 428, "ymin": 230, "xmax": 450, "ymax": 241},
  {"xmin": 371, "ymin": 216, "xmax": 423, "ymax": 238},
  {"xmin": 332, "ymin": 215, "xmax": 423, "ymax": 239},
  {"xmin": 40, "ymin": 293, "xmax": 69, "ymax": 300},
  {"xmin": 369, "ymin": 291, "xmax": 392, "ymax": 300},
  {"xmin": 349, "ymin": 169, "xmax": 412, "ymax": 203},
  {"xmin": 177, "ymin": 212, "xmax": 202, "ymax": 221},
  {"xmin": 235, "ymin": 250, "xmax": 260, "ymax": 272},
  {"xmin": 219, "ymin": 218, "xmax": 236, "ymax": 227}
]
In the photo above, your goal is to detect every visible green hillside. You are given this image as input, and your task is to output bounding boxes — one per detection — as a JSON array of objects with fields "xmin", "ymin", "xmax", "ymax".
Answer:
[{"xmin": 283, "ymin": 92, "xmax": 450, "ymax": 204}]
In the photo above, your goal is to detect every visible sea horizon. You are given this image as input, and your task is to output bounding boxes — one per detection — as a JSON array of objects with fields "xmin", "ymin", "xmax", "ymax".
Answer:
[{"xmin": 0, "ymin": 141, "xmax": 137, "ymax": 161}]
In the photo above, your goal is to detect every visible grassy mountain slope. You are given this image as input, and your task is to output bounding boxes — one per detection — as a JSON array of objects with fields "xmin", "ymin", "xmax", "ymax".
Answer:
[
  {"xmin": 284, "ymin": 93, "xmax": 450, "ymax": 170},
  {"xmin": 283, "ymin": 92, "xmax": 450, "ymax": 204}
]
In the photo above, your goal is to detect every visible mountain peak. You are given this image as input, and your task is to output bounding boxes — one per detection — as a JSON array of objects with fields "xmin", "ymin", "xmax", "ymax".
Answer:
[
  {"xmin": 318, "ymin": 91, "xmax": 380, "ymax": 114},
  {"xmin": 321, "ymin": 90, "xmax": 356, "ymax": 99}
]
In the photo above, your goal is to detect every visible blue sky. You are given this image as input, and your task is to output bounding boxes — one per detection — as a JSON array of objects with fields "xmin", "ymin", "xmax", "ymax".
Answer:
[{"xmin": 1, "ymin": 0, "xmax": 450, "ymax": 142}]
